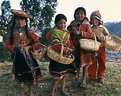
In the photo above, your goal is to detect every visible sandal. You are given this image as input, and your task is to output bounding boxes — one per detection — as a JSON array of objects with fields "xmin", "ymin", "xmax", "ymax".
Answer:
[{"xmin": 60, "ymin": 91, "xmax": 71, "ymax": 96}]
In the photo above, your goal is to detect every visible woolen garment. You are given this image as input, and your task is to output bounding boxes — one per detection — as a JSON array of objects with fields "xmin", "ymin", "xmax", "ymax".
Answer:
[
  {"xmin": 91, "ymin": 25, "xmax": 109, "ymax": 47},
  {"xmin": 4, "ymin": 26, "xmax": 42, "ymax": 83},
  {"xmin": 68, "ymin": 18, "xmax": 94, "ymax": 67},
  {"xmin": 4, "ymin": 26, "xmax": 41, "ymax": 52},
  {"xmin": 46, "ymin": 28, "xmax": 76, "ymax": 76},
  {"xmin": 50, "ymin": 28, "xmax": 70, "ymax": 45},
  {"xmin": 11, "ymin": 9, "xmax": 32, "ymax": 18},
  {"xmin": 46, "ymin": 28, "xmax": 74, "ymax": 53},
  {"xmin": 14, "ymin": 50, "xmax": 42, "ymax": 82},
  {"xmin": 88, "ymin": 25, "xmax": 109, "ymax": 80},
  {"xmin": 49, "ymin": 59, "xmax": 76, "ymax": 76},
  {"xmin": 88, "ymin": 47, "xmax": 106, "ymax": 79}
]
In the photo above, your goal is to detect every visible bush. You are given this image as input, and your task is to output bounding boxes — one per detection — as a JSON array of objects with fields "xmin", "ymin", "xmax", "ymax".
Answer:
[{"xmin": 0, "ymin": 42, "xmax": 12, "ymax": 61}]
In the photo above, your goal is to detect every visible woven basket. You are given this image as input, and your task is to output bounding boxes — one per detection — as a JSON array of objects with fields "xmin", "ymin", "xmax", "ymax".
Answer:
[
  {"xmin": 47, "ymin": 46, "xmax": 75, "ymax": 64},
  {"xmin": 31, "ymin": 44, "xmax": 46, "ymax": 59},
  {"xmin": 104, "ymin": 35, "xmax": 121, "ymax": 51},
  {"xmin": 79, "ymin": 34, "xmax": 101, "ymax": 51}
]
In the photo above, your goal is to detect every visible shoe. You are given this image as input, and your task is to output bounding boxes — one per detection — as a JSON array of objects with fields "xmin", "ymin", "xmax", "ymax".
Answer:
[
  {"xmin": 97, "ymin": 78, "xmax": 104, "ymax": 83},
  {"xmin": 60, "ymin": 91, "xmax": 71, "ymax": 96}
]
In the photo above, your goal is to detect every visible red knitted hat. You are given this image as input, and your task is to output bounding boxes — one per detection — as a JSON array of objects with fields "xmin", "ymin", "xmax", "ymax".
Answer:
[
  {"xmin": 11, "ymin": 9, "xmax": 32, "ymax": 18},
  {"xmin": 90, "ymin": 10, "xmax": 102, "ymax": 21}
]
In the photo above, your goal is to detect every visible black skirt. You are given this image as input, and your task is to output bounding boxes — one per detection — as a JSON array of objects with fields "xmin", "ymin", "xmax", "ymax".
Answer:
[
  {"xmin": 49, "ymin": 59, "xmax": 77, "ymax": 77},
  {"xmin": 13, "ymin": 50, "xmax": 42, "ymax": 82}
]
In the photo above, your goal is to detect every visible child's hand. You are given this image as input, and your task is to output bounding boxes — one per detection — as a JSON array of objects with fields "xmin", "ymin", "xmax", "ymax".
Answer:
[
  {"xmin": 105, "ymin": 35, "xmax": 111, "ymax": 40},
  {"xmin": 98, "ymin": 36, "xmax": 105, "ymax": 41},
  {"xmin": 24, "ymin": 46, "xmax": 31, "ymax": 54},
  {"xmin": 14, "ymin": 44, "xmax": 22, "ymax": 51},
  {"xmin": 71, "ymin": 28, "xmax": 78, "ymax": 35},
  {"xmin": 67, "ymin": 48, "xmax": 75, "ymax": 54}
]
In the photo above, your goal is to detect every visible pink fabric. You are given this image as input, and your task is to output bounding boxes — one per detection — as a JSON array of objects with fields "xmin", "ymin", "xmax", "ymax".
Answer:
[{"xmin": 90, "ymin": 10, "xmax": 102, "ymax": 20}]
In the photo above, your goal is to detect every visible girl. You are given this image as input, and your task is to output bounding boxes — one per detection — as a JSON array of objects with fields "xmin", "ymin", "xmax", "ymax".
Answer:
[
  {"xmin": 4, "ymin": 9, "xmax": 42, "ymax": 96},
  {"xmin": 88, "ymin": 10, "xmax": 109, "ymax": 83},
  {"xmin": 46, "ymin": 14, "xmax": 76, "ymax": 96},
  {"xmin": 67, "ymin": 7, "xmax": 94, "ymax": 88}
]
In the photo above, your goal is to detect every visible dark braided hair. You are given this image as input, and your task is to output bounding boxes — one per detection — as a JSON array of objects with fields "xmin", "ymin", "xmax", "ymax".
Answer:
[
  {"xmin": 9, "ymin": 16, "xmax": 30, "ymax": 44},
  {"xmin": 9, "ymin": 16, "xmax": 16, "ymax": 44},
  {"xmin": 25, "ymin": 18, "xmax": 31, "ymax": 40}
]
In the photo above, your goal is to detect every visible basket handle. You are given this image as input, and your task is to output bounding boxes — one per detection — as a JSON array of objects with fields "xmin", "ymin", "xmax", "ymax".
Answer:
[
  {"xmin": 92, "ymin": 33, "xmax": 98, "ymax": 42},
  {"xmin": 60, "ymin": 32, "xmax": 67, "ymax": 55}
]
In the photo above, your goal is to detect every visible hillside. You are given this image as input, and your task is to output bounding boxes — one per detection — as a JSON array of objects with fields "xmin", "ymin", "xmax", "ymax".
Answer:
[
  {"xmin": 104, "ymin": 22, "xmax": 121, "ymax": 37},
  {"xmin": 0, "ymin": 61, "xmax": 121, "ymax": 96}
]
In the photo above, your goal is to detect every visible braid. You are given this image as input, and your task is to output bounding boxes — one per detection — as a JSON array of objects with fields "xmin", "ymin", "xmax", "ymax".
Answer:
[
  {"xmin": 9, "ymin": 16, "xmax": 16, "ymax": 44},
  {"xmin": 25, "ymin": 18, "xmax": 31, "ymax": 40},
  {"xmin": 9, "ymin": 17, "xmax": 31, "ymax": 44}
]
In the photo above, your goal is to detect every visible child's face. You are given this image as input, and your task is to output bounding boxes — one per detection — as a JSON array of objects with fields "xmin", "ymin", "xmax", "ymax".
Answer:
[
  {"xmin": 15, "ymin": 17, "xmax": 26, "ymax": 27},
  {"xmin": 75, "ymin": 10, "xmax": 85, "ymax": 20},
  {"xmin": 56, "ymin": 19, "xmax": 66, "ymax": 30},
  {"xmin": 91, "ymin": 17, "xmax": 100, "ymax": 26}
]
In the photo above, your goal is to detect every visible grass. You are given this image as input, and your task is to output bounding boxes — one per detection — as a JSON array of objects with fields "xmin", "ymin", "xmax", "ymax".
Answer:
[{"xmin": 0, "ymin": 62, "xmax": 121, "ymax": 96}]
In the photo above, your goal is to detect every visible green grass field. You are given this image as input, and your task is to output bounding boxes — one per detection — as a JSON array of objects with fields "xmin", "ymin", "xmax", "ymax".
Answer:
[{"xmin": 0, "ymin": 62, "xmax": 121, "ymax": 96}]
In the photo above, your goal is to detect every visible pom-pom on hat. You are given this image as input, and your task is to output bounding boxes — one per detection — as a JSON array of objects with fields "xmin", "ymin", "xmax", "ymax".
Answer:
[
  {"xmin": 90, "ymin": 10, "xmax": 102, "ymax": 21},
  {"xmin": 54, "ymin": 14, "xmax": 67, "ymax": 24},
  {"xmin": 11, "ymin": 9, "xmax": 32, "ymax": 18}
]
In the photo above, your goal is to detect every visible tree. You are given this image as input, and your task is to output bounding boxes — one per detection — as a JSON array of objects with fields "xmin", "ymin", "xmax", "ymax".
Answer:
[
  {"xmin": 0, "ymin": 0, "xmax": 11, "ymax": 36},
  {"xmin": 20, "ymin": 0, "xmax": 57, "ymax": 32}
]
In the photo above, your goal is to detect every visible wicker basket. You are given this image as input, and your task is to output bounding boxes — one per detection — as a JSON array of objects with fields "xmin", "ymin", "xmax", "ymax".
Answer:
[
  {"xmin": 47, "ymin": 46, "xmax": 75, "ymax": 64},
  {"xmin": 79, "ymin": 34, "xmax": 101, "ymax": 51},
  {"xmin": 104, "ymin": 35, "xmax": 121, "ymax": 51},
  {"xmin": 31, "ymin": 44, "xmax": 46, "ymax": 59}
]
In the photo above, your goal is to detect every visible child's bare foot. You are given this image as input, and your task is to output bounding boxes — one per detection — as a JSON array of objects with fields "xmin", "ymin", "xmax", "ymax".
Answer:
[
  {"xmin": 29, "ymin": 93, "xmax": 34, "ymax": 96},
  {"xmin": 60, "ymin": 91, "xmax": 71, "ymax": 96},
  {"xmin": 12, "ymin": 74, "xmax": 15, "ymax": 80},
  {"xmin": 50, "ymin": 93, "xmax": 55, "ymax": 96},
  {"xmin": 37, "ymin": 76, "xmax": 44, "ymax": 82}
]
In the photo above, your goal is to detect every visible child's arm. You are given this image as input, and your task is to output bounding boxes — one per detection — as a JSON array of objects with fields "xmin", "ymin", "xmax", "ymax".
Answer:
[
  {"xmin": 29, "ymin": 31, "xmax": 41, "ymax": 50},
  {"xmin": 4, "ymin": 37, "xmax": 15, "ymax": 52},
  {"xmin": 79, "ymin": 24, "xmax": 94, "ymax": 39}
]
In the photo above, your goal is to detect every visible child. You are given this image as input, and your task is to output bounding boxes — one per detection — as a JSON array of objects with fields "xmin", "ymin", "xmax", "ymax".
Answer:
[
  {"xmin": 46, "ymin": 14, "xmax": 76, "ymax": 96},
  {"xmin": 88, "ymin": 10, "xmax": 109, "ymax": 83},
  {"xmin": 4, "ymin": 9, "xmax": 42, "ymax": 96},
  {"xmin": 67, "ymin": 7, "xmax": 94, "ymax": 88}
]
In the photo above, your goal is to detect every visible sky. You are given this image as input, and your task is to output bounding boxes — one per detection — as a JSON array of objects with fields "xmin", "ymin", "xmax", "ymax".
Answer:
[{"xmin": 0, "ymin": 0, "xmax": 121, "ymax": 24}]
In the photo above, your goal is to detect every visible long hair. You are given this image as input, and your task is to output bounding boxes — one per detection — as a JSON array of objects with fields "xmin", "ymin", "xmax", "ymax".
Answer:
[
  {"xmin": 74, "ymin": 7, "xmax": 86, "ymax": 20},
  {"xmin": 9, "ymin": 16, "xmax": 30, "ymax": 44}
]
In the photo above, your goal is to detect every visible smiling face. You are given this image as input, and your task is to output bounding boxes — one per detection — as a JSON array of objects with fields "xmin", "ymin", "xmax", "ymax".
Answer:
[
  {"xmin": 91, "ymin": 17, "xmax": 100, "ymax": 27},
  {"xmin": 15, "ymin": 16, "xmax": 26, "ymax": 27},
  {"xmin": 75, "ymin": 10, "xmax": 85, "ymax": 20},
  {"xmin": 56, "ymin": 19, "xmax": 66, "ymax": 30}
]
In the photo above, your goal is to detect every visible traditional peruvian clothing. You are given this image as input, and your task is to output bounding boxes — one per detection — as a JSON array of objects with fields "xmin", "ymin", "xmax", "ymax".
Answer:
[
  {"xmin": 88, "ymin": 25, "xmax": 109, "ymax": 80},
  {"xmin": 68, "ymin": 18, "xmax": 94, "ymax": 68},
  {"xmin": 46, "ymin": 28, "xmax": 76, "ymax": 77},
  {"xmin": 4, "ymin": 26, "xmax": 42, "ymax": 84},
  {"xmin": 88, "ymin": 10, "xmax": 109, "ymax": 81}
]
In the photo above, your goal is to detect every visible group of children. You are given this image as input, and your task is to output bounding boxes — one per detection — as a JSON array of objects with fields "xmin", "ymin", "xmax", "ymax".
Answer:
[{"xmin": 4, "ymin": 7, "xmax": 109, "ymax": 96}]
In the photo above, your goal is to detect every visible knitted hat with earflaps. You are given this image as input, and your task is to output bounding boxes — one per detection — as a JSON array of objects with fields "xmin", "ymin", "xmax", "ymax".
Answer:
[
  {"xmin": 90, "ymin": 10, "xmax": 103, "ymax": 25},
  {"xmin": 90, "ymin": 10, "xmax": 102, "ymax": 21}
]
